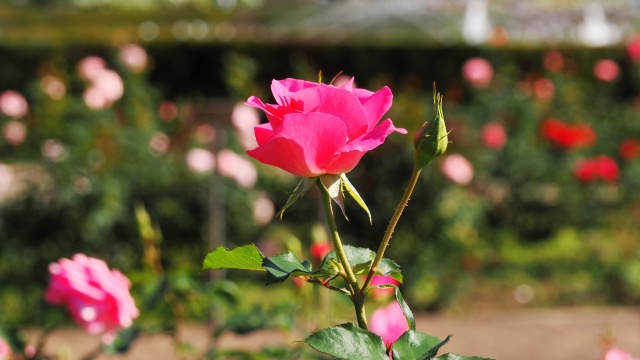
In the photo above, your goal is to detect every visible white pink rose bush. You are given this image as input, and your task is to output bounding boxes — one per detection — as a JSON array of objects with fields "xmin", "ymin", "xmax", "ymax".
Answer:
[{"xmin": 203, "ymin": 79, "xmax": 492, "ymax": 359}]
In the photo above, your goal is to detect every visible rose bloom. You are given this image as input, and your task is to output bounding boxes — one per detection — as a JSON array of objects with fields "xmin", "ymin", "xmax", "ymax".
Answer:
[
  {"xmin": 77, "ymin": 56, "xmax": 107, "ymax": 81},
  {"xmin": 0, "ymin": 90, "xmax": 29, "ymax": 118},
  {"xmin": 604, "ymin": 347, "xmax": 639, "ymax": 360},
  {"xmin": 532, "ymin": 78, "xmax": 555, "ymax": 101},
  {"xmin": 440, "ymin": 154, "xmax": 474, "ymax": 186},
  {"xmin": 216, "ymin": 149, "xmax": 258, "ymax": 188},
  {"xmin": 543, "ymin": 50, "xmax": 564, "ymax": 72},
  {"xmin": 310, "ymin": 241, "xmax": 332, "ymax": 261},
  {"xmin": 119, "ymin": 43, "xmax": 148, "ymax": 73},
  {"xmin": 574, "ymin": 156, "xmax": 619, "ymax": 183},
  {"xmin": 461, "ymin": 57, "xmax": 493, "ymax": 88},
  {"xmin": 45, "ymin": 254, "xmax": 139, "ymax": 335},
  {"xmin": 245, "ymin": 78, "xmax": 406, "ymax": 178},
  {"xmin": 627, "ymin": 35, "xmax": 640, "ymax": 62},
  {"xmin": 481, "ymin": 122, "xmax": 507, "ymax": 150},
  {"xmin": 593, "ymin": 59, "xmax": 620, "ymax": 82},
  {"xmin": 367, "ymin": 275, "xmax": 400, "ymax": 298},
  {"xmin": 541, "ymin": 118, "xmax": 595, "ymax": 149},
  {"xmin": 0, "ymin": 335, "xmax": 11, "ymax": 360},
  {"xmin": 370, "ymin": 301, "xmax": 409, "ymax": 347},
  {"xmin": 186, "ymin": 148, "xmax": 216, "ymax": 173},
  {"xmin": 619, "ymin": 139, "xmax": 640, "ymax": 160},
  {"xmin": 3, "ymin": 120, "xmax": 27, "ymax": 146}
]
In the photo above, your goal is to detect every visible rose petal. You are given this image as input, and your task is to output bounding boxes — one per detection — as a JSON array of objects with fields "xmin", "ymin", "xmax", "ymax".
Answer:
[
  {"xmin": 323, "ymin": 119, "xmax": 407, "ymax": 174},
  {"xmin": 352, "ymin": 86, "xmax": 393, "ymax": 131},
  {"xmin": 290, "ymin": 85, "xmax": 369, "ymax": 141},
  {"xmin": 247, "ymin": 112, "xmax": 348, "ymax": 178}
]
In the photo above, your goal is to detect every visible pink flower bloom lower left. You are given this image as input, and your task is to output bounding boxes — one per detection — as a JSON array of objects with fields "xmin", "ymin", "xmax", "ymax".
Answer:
[{"xmin": 45, "ymin": 253, "xmax": 139, "ymax": 335}]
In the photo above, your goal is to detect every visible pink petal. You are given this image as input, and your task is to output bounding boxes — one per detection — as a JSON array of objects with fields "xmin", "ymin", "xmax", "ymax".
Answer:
[
  {"xmin": 290, "ymin": 85, "xmax": 369, "ymax": 141},
  {"xmin": 254, "ymin": 123, "xmax": 273, "ymax": 146},
  {"xmin": 353, "ymin": 86, "xmax": 393, "ymax": 131},
  {"xmin": 246, "ymin": 96, "xmax": 300, "ymax": 128},
  {"xmin": 247, "ymin": 112, "xmax": 348, "ymax": 178},
  {"xmin": 271, "ymin": 78, "xmax": 319, "ymax": 106},
  {"xmin": 339, "ymin": 77, "xmax": 355, "ymax": 91},
  {"xmin": 323, "ymin": 119, "xmax": 407, "ymax": 174}
]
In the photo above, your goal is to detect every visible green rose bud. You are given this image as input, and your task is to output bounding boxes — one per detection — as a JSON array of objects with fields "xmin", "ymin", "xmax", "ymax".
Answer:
[{"xmin": 414, "ymin": 84, "xmax": 449, "ymax": 169}]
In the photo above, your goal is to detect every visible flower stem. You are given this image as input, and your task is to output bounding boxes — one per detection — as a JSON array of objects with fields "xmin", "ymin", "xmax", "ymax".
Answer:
[
  {"xmin": 317, "ymin": 182, "xmax": 368, "ymax": 329},
  {"xmin": 362, "ymin": 162, "xmax": 422, "ymax": 293}
]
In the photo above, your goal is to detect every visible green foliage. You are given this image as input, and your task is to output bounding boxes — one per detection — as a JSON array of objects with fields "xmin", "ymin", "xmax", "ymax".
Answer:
[
  {"xmin": 392, "ymin": 332, "xmax": 449, "ymax": 360},
  {"xmin": 203, "ymin": 245, "xmax": 266, "ymax": 272},
  {"xmin": 305, "ymin": 323, "xmax": 389, "ymax": 360}
]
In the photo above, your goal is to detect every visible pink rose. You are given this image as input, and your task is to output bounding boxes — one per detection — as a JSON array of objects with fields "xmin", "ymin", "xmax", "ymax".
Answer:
[
  {"xmin": 481, "ymin": 122, "xmax": 507, "ymax": 150},
  {"xmin": 0, "ymin": 336, "xmax": 11, "ymax": 360},
  {"xmin": 45, "ymin": 254, "xmax": 139, "ymax": 335},
  {"xmin": 370, "ymin": 301, "xmax": 409, "ymax": 347},
  {"xmin": 594, "ymin": 59, "xmax": 620, "ymax": 82},
  {"xmin": 0, "ymin": 90, "xmax": 29, "ymax": 118},
  {"xmin": 245, "ymin": 78, "xmax": 406, "ymax": 178},
  {"xmin": 119, "ymin": 44, "xmax": 148, "ymax": 73},
  {"xmin": 604, "ymin": 347, "xmax": 639, "ymax": 360},
  {"xmin": 440, "ymin": 154, "xmax": 474, "ymax": 186},
  {"xmin": 367, "ymin": 275, "xmax": 400, "ymax": 298},
  {"xmin": 461, "ymin": 58, "xmax": 493, "ymax": 88}
]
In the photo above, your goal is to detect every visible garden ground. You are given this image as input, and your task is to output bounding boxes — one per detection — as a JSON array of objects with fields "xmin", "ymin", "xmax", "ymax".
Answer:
[{"xmin": 26, "ymin": 306, "xmax": 640, "ymax": 360}]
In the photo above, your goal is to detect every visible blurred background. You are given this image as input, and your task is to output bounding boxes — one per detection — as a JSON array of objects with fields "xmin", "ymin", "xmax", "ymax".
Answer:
[{"xmin": 1, "ymin": 0, "xmax": 640, "ymax": 349}]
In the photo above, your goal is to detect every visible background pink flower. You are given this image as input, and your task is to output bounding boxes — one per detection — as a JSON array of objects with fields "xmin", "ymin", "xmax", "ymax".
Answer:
[
  {"xmin": 461, "ymin": 57, "xmax": 493, "ymax": 88},
  {"xmin": 440, "ymin": 154, "xmax": 474, "ymax": 186},
  {"xmin": 481, "ymin": 122, "xmax": 507, "ymax": 150},
  {"xmin": 3, "ymin": 120, "xmax": 27, "ymax": 146},
  {"xmin": 77, "ymin": 56, "xmax": 107, "ymax": 81},
  {"xmin": 368, "ymin": 275, "xmax": 400, "ymax": 298},
  {"xmin": 217, "ymin": 149, "xmax": 258, "ymax": 188},
  {"xmin": 0, "ymin": 335, "xmax": 11, "ymax": 360},
  {"xmin": 0, "ymin": 90, "xmax": 29, "ymax": 118},
  {"xmin": 369, "ymin": 301, "xmax": 409, "ymax": 347},
  {"xmin": 594, "ymin": 59, "xmax": 620, "ymax": 82},
  {"xmin": 604, "ymin": 347, "xmax": 639, "ymax": 360},
  {"xmin": 245, "ymin": 78, "xmax": 406, "ymax": 178},
  {"xmin": 45, "ymin": 254, "xmax": 139, "ymax": 335},
  {"xmin": 186, "ymin": 148, "xmax": 216, "ymax": 173},
  {"xmin": 119, "ymin": 43, "xmax": 148, "ymax": 73},
  {"xmin": 310, "ymin": 241, "xmax": 332, "ymax": 261}
]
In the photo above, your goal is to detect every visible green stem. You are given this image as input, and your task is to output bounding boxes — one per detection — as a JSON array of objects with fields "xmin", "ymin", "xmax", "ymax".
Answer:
[
  {"xmin": 318, "ymin": 182, "xmax": 368, "ymax": 329},
  {"xmin": 362, "ymin": 162, "xmax": 422, "ymax": 293}
]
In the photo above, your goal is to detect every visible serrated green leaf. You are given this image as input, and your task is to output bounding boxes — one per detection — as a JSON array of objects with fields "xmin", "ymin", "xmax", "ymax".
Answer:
[
  {"xmin": 277, "ymin": 177, "xmax": 317, "ymax": 219},
  {"xmin": 306, "ymin": 323, "xmax": 389, "ymax": 360},
  {"xmin": 392, "ymin": 332, "xmax": 450, "ymax": 360},
  {"xmin": 202, "ymin": 244, "xmax": 265, "ymax": 271},
  {"xmin": 322, "ymin": 245, "xmax": 402, "ymax": 283},
  {"xmin": 370, "ymin": 284, "xmax": 415, "ymax": 330},
  {"xmin": 320, "ymin": 174, "xmax": 347, "ymax": 220},
  {"xmin": 341, "ymin": 173, "xmax": 372, "ymax": 224},
  {"xmin": 263, "ymin": 252, "xmax": 310, "ymax": 284},
  {"xmin": 431, "ymin": 353, "xmax": 495, "ymax": 360}
]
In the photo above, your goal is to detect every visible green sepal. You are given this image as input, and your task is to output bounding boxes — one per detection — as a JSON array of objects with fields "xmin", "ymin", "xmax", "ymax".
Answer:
[
  {"xmin": 277, "ymin": 177, "xmax": 317, "ymax": 219},
  {"xmin": 305, "ymin": 323, "xmax": 389, "ymax": 360},
  {"xmin": 391, "ymin": 332, "xmax": 450, "ymax": 360},
  {"xmin": 320, "ymin": 174, "xmax": 347, "ymax": 220},
  {"xmin": 321, "ymin": 245, "xmax": 403, "ymax": 283},
  {"xmin": 202, "ymin": 244, "xmax": 265, "ymax": 271},
  {"xmin": 341, "ymin": 173, "xmax": 372, "ymax": 224}
]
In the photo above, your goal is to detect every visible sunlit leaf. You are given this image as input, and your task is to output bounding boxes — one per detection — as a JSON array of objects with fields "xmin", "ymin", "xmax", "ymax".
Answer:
[
  {"xmin": 202, "ymin": 244, "xmax": 265, "ymax": 271},
  {"xmin": 306, "ymin": 323, "xmax": 388, "ymax": 360},
  {"xmin": 392, "ymin": 331, "xmax": 450, "ymax": 360},
  {"xmin": 370, "ymin": 284, "xmax": 415, "ymax": 330}
]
